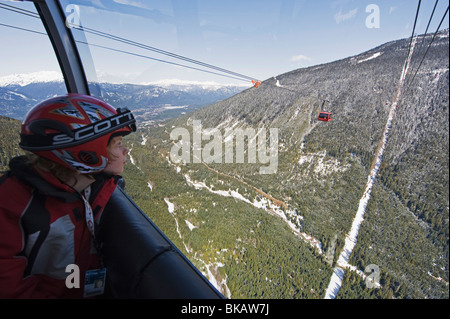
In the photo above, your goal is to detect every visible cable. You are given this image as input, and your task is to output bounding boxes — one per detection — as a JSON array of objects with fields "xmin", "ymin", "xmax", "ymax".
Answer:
[
  {"xmin": 0, "ymin": 3, "xmax": 40, "ymax": 19},
  {"xmin": 76, "ymin": 41, "xmax": 250, "ymax": 83},
  {"xmin": 69, "ymin": 23, "xmax": 258, "ymax": 82},
  {"xmin": 0, "ymin": 20, "xmax": 249, "ymax": 83},
  {"xmin": 1, "ymin": 3, "xmax": 259, "ymax": 84},
  {"xmin": 405, "ymin": 5, "xmax": 449, "ymax": 92},
  {"xmin": 423, "ymin": 0, "xmax": 439, "ymax": 37},
  {"xmin": 405, "ymin": 0, "xmax": 422, "ymax": 64},
  {"xmin": 410, "ymin": 1, "xmax": 438, "ymax": 64},
  {"xmin": 0, "ymin": 22, "xmax": 46, "ymax": 36},
  {"xmin": 408, "ymin": 0, "xmax": 439, "ymax": 83}
]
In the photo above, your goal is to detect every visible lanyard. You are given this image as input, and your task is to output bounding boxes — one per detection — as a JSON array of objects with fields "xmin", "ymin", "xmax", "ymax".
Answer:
[
  {"xmin": 81, "ymin": 186, "xmax": 107, "ymax": 296},
  {"xmin": 81, "ymin": 186, "xmax": 106, "ymax": 269},
  {"xmin": 82, "ymin": 186, "xmax": 95, "ymax": 239}
]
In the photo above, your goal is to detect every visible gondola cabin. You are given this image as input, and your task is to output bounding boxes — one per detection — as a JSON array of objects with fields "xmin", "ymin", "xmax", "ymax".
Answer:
[
  {"xmin": 318, "ymin": 111, "xmax": 332, "ymax": 122},
  {"xmin": 0, "ymin": 0, "xmax": 225, "ymax": 300},
  {"xmin": 252, "ymin": 80, "xmax": 261, "ymax": 88}
]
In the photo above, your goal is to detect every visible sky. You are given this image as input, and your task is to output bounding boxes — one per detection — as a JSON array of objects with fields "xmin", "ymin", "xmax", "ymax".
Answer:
[{"xmin": 0, "ymin": 0, "xmax": 448, "ymax": 86}]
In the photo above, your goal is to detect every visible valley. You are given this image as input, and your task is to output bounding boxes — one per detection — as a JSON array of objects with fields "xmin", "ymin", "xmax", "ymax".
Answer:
[
  {"xmin": 1, "ymin": 30, "xmax": 448, "ymax": 299},
  {"xmin": 120, "ymin": 30, "xmax": 448, "ymax": 299}
]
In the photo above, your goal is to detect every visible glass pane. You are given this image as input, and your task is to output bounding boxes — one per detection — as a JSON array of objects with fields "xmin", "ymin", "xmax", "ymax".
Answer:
[
  {"xmin": 0, "ymin": 0, "xmax": 66, "ymax": 120},
  {"xmin": 59, "ymin": 0, "xmax": 257, "ymax": 87}
]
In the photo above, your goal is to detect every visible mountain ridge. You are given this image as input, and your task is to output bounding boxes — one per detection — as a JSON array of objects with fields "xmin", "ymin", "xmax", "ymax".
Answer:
[
  {"xmin": 132, "ymin": 30, "xmax": 448, "ymax": 298},
  {"xmin": 0, "ymin": 75, "xmax": 247, "ymax": 121}
]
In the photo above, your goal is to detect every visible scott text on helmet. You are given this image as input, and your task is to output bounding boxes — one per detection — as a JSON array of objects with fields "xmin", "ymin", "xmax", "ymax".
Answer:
[{"xmin": 52, "ymin": 112, "xmax": 134, "ymax": 146}]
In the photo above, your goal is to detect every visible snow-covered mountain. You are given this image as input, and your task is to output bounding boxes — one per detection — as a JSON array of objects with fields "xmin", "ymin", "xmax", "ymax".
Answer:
[
  {"xmin": 144, "ymin": 78, "xmax": 250, "ymax": 91},
  {"xmin": 0, "ymin": 71, "xmax": 63, "ymax": 87},
  {"xmin": 0, "ymin": 72, "xmax": 247, "ymax": 121}
]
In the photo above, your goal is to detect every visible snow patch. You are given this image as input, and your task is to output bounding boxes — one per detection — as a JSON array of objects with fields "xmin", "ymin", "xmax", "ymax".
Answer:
[
  {"xmin": 183, "ymin": 173, "xmax": 322, "ymax": 253},
  {"xmin": 357, "ymin": 52, "xmax": 383, "ymax": 64},
  {"xmin": 164, "ymin": 198, "xmax": 175, "ymax": 214},
  {"xmin": 324, "ymin": 38, "xmax": 416, "ymax": 299},
  {"xmin": 298, "ymin": 150, "xmax": 349, "ymax": 176},
  {"xmin": 185, "ymin": 220, "xmax": 198, "ymax": 231},
  {"xmin": 141, "ymin": 135, "xmax": 148, "ymax": 146}
]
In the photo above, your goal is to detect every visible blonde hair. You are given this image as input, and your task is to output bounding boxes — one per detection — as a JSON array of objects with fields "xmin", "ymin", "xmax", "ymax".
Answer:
[
  {"xmin": 25, "ymin": 140, "xmax": 116, "ymax": 187},
  {"xmin": 26, "ymin": 152, "xmax": 81, "ymax": 187}
]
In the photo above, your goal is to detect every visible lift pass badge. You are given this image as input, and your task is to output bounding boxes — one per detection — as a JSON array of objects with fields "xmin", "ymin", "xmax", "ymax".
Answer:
[{"xmin": 83, "ymin": 268, "xmax": 106, "ymax": 297}]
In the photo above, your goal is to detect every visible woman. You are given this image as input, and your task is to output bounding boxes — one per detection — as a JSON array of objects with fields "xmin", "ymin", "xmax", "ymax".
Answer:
[{"xmin": 0, "ymin": 94, "xmax": 136, "ymax": 298}]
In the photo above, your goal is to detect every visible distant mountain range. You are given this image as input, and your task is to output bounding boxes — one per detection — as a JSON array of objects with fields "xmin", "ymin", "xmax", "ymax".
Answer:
[{"xmin": 0, "ymin": 72, "xmax": 248, "ymax": 122}]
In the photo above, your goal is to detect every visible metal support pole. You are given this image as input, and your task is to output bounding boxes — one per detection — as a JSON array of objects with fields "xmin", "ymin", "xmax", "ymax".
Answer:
[{"xmin": 33, "ymin": 0, "xmax": 89, "ymax": 95}]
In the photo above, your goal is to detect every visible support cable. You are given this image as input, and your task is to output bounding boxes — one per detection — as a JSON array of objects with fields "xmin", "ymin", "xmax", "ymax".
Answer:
[
  {"xmin": 405, "ymin": 5, "xmax": 449, "ymax": 92},
  {"xmin": 69, "ymin": 24, "xmax": 258, "ymax": 82},
  {"xmin": 0, "ymin": 3, "xmax": 259, "ymax": 85}
]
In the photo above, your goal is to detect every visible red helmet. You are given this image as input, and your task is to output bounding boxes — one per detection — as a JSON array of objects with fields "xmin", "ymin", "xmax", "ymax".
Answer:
[{"xmin": 19, "ymin": 93, "xmax": 136, "ymax": 173}]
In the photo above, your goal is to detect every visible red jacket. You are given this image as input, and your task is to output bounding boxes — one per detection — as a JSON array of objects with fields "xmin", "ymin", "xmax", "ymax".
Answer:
[{"xmin": 0, "ymin": 156, "xmax": 119, "ymax": 298}]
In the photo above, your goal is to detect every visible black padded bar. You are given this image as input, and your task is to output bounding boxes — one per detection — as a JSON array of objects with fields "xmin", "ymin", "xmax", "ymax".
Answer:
[{"xmin": 97, "ymin": 187, "xmax": 225, "ymax": 299}]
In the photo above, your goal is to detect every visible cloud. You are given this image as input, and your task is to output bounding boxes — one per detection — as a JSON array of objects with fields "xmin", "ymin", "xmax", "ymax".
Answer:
[
  {"xmin": 334, "ymin": 8, "xmax": 358, "ymax": 24},
  {"xmin": 291, "ymin": 54, "xmax": 312, "ymax": 63}
]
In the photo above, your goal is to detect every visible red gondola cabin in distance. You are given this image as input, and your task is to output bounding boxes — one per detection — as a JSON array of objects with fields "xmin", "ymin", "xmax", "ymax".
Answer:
[
  {"xmin": 252, "ymin": 80, "xmax": 261, "ymax": 88},
  {"xmin": 318, "ymin": 111, "xmax": 332, "ymax": 122}
]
